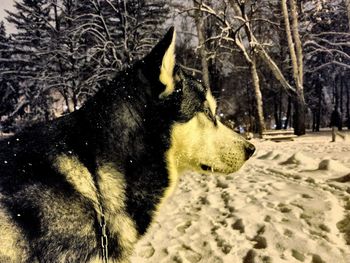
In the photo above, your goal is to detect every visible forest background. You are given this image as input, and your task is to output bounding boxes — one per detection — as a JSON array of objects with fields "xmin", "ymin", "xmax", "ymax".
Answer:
[{"xmin": 0, "ymin": 0, "xmax": 349, "ymax": 137}]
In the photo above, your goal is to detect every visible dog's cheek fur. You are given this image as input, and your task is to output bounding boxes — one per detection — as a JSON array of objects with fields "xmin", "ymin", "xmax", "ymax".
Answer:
[{"xmin": 167, "ymin": 112, "xmax": 248, "ymax": 175}]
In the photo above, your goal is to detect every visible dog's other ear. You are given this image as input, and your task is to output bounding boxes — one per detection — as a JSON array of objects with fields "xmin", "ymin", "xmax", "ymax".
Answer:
[{"xmin": 142, "ymin": 27, "xmax": 176, "ymax": 99}]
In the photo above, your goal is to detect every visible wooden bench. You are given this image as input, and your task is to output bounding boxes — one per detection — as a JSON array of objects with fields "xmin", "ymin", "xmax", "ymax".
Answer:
[
  {"xmin": 0, "ymin": 132, "xmax": 14, "ymax": 141},
  {"xmin": 262, "ymin": 129, "xmax": 297, "ymax": 141}
]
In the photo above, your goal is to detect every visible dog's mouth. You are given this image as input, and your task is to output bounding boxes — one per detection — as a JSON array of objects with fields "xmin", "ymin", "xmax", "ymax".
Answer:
[
  {"xmin": 200, "ymin": 164, "xmax": 213, "ymax": 172},
  {"xmin": 200, "ymin": 163, "xmax": 236, "ymax": 174}
]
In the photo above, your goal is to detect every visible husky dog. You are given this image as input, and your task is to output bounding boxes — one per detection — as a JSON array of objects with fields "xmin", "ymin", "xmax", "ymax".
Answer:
[{"xmin": 0, "ymin": 27, "xmax": 255, "ymax": 263}]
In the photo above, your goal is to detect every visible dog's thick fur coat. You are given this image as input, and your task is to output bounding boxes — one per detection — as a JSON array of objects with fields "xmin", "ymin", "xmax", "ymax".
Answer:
[{"xmin": 0, "ymin": 27, "xmax": 254, "ymax": 263}]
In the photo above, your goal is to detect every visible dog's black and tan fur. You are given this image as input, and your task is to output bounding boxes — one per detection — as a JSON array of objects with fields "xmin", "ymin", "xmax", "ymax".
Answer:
[{"xmin": 0, "ymin": 28, "xmax": 255, "ymax": 262}]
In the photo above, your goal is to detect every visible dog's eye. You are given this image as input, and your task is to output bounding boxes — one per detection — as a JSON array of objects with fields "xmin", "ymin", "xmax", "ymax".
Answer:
[
  {"xmin": 204, "ymin": 106, "xmax": 217, "ymax": 126},
  {"xmin": 204, "ymin": 107, "xmax": 211, "ymax": 116}
]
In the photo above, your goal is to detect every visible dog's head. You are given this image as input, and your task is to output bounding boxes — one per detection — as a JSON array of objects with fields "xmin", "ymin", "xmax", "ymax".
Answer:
[{"xmin": 141, "ymin": 27, "xmax": 255, "ymax": 178}]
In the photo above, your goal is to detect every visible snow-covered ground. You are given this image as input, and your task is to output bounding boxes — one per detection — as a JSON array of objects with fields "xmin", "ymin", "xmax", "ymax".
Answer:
[{"xmin": 132, "ymin": 131, "xmax": 350, "ymax": 263}]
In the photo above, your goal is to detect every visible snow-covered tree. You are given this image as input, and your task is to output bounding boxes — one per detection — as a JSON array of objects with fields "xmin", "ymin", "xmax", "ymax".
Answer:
[
  {"xmin": 0, "ymin": 21, "xmax": 18, "ymax": 131},
  {"xmin": 1, "ymin": 0, "xmax": 169, "ymax": 129},
  {"xmin": 303, "ymin": 0, "xmax": 350, "ymax": 129},
  {"xmin": 73, "ymin": 0, "xmax": 169, "ymax": 77}
]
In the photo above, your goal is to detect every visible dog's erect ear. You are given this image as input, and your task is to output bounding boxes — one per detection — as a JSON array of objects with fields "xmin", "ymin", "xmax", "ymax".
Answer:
[
  {"xmin": 159, "ymin": 27, "xmax": 176, "ymax": 98},
  {"xmin": 143, "ymin": 27, "xmax": 176, "ymax": 99}
]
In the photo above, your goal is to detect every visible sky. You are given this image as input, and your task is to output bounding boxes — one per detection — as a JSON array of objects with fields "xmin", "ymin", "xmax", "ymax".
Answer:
[{"xmin": 0, "ymin": 0, "xmax": 16, "ymax": 34}]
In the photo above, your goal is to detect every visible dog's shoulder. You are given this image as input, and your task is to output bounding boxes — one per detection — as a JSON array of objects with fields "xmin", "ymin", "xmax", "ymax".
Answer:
[
  {"xmin": 0, "ymin": 113, "xmax": 102, "ymax": 261},
  {"xmin": 0, "ymin": 110, "xmax": 86, "ymax": 187}
]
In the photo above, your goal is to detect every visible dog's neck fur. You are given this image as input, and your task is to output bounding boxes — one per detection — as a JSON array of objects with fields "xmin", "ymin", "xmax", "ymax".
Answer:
[{"xmin": 73, "ymin": 68, "xmax": 174, "ymax": 235}]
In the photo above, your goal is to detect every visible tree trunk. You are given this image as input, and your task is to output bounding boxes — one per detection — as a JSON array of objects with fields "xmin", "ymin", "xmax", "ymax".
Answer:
[
  {"xmin": 334, "ymin": 73, "xmax": 339, "ymax": 109},
  {"xmin": 285, "ymin": 96, "xmax": 292, "ymax": 129},
  {"xmin": 250, "ymin": 54, "xmax": 266, "ymax": 136},
  {"xmin": 282, "ymin": 0, "xmax": 306, "ymax": 135},
  {"xmin": 346, "ymin": 80, "xmax": 350, "ymax": 129},
  {"xmin": 282, "ymin": 0, "xmax": 300, "ymax": 88},
  {"xmin": 316, "ymin": 84, "xmax": 322, "ymax": 132},
  {"xmin": 274, "ymin": 95, "xmax": 280, "ymax": 129},
  {"xmin": 293, "ymin": 95, "xmax": 306, "ymax": 135},
  {"xmin": 67, "ymin": 97, "xmax": 75, "ymax": 113},
  {"xmin": 346, "ymin": 0, "xmax": 350, "ymax": 30},
  {"xmin": 340, "ymin": 75, "xmax": 344, "ymax": 130},
  {"xmin": 290, "ymin": 0, "xmax": 303, "ymax": 86},
  {"xmin": 278, "ymin": 87, "xmax": 283, "ymax": 128},
  {"xmin": 312, "ymin": 112, "xmax": 316, "ymax": 132},
  {"xmin": 228, "ymin": 2, "xmax": 266, "ymax": 135},
  {"xmin": 274, "ymin": 88, "xmax": 282, "ymax": 129},
  {"xmin": 341, "ymin": 75, "xmax": 344, "ymax": 114},
  {"xmin": 193, "ymin": 0, "xmax": 210, "ymax": 89},
  {"xmin": 62, "ymin": 90, "xmax": 74, "ymax": 113},
  {"xmin": 246, "ymin": 79, "xmax": 253, "ymax": 132}
]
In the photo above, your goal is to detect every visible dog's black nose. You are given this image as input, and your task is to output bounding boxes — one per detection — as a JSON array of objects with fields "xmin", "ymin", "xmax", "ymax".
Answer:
[{"xmin": 245, "ymin": 143, "xmax": 255, "ymax": 159}]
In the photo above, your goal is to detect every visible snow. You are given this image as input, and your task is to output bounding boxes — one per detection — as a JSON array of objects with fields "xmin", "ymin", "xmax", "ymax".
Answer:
[{"xmin": 132, "ymin": 131, "xmax": 350, "ymax": 263}]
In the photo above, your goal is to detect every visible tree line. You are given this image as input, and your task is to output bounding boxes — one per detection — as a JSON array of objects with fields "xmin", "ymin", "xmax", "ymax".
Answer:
[
  {"xmin": 0, "ymin": 0, "xmax": 168, "ymax": 131},
  {"xmin": 174, "ymin": 0, "xmax": 350, "ymax": 136},
  {"xmin": 0, "ymin": 0, "xmax": 350, "ymax": 137}
]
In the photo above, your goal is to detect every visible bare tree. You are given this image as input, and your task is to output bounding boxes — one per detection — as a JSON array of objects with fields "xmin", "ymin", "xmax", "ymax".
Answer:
[
  {"xmin": 346, "ymin": 0, "xmax": 350, "ymax": 30},
  {"xmin": 186, "ymin": 1, "xmax": 295, "ymax": 135},
  {"xmin": 229, "ymin": 1, "xmax": 266, "ymax": 135},
  {"xmin": 192, "ymin": 0, "xmax": 210, "ymax": 88},
  {"xmin": 282, "ymin": 0, "xmax": 306, "ymax": 135},
  {"xmin": 189, "ymin": 0, "xmax": 312, "ymax": 135},
  {"xmin": 303, "ymin": 0, "xmax": 350, "ymax": 129}
]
